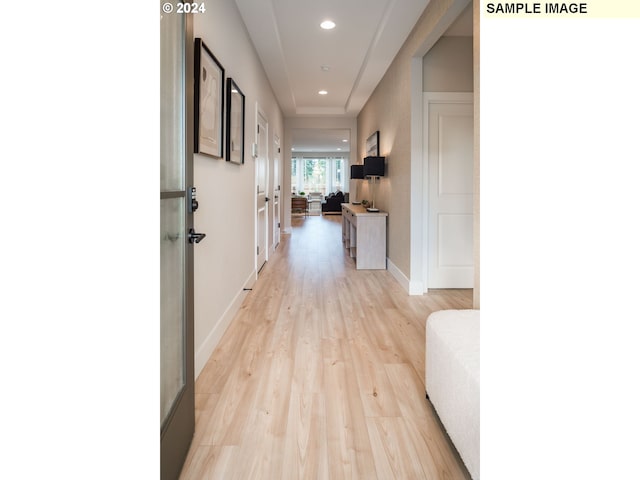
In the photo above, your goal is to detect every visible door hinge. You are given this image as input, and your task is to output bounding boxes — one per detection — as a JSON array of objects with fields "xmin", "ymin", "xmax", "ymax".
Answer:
[
  {"xmin": 257, "ymin": 246, "xmax": 260, "ymax": 255},
  {"xmin": 278, "ymin": 222, "xmax": 280, "ymax": 228},
  {"xmin": 257, "ymin": 125, "xmax": 260, "ymax": 134}
]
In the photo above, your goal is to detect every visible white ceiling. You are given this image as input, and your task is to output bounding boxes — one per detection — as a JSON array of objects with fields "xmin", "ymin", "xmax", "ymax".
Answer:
[
  {"xmin": 291, "ymin": 128, "xmax": 351, "ymax": 153},
  {"xmin": 234, "ymin": 0, "xmax": 473, "ymax": 152},
  {"xmin": 234, "ymin": 0, "xmax": 432, "ymax": 117}
]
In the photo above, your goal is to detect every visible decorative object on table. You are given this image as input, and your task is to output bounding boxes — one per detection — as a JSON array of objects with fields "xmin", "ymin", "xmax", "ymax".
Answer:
[
  {"xmin": 350, "ymin": 164, "xmax": 364, "ymax": 204},
  {"xmin": 361, "ymin": 199, "xmax": 369, "ymax": 207},
  {"xmin": 226, "ymin": 78, "xmax": 245, "ymax": 164},
  {"xmin": 298, "ymin": 191, "xmax": 305, "ymax": 196},
  {"xmin": 366, "ymin": 131, "xmax": 380, "ymax": 157},
  {"xmin": 194, "ymin": 38, "xmax": 224, "ymax": 158},
  {"xmin": 363, "ymin": 156, "xmax": 385, "ymax": 212}
]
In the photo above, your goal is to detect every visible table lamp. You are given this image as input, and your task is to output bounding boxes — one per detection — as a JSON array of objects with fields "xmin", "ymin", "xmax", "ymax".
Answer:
[
  {"xmin": 350, "ymin": 164, "xmax": 364, "ymax": 204},
  {"xmin": 363, "ymin": 156, "xmax": 385, "ymax": 212}
]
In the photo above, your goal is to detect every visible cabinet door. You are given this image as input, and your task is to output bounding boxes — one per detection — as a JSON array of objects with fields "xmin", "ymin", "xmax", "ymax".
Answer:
[{"xmin": 355, "ymin": 216, "xmax": 386, "ymax": 270}]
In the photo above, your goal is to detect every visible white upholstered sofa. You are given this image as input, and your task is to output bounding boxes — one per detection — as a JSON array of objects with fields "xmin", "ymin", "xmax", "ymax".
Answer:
[{"xmin": 426, "ymin": 309, "xmax": 480, "ymax": 479}]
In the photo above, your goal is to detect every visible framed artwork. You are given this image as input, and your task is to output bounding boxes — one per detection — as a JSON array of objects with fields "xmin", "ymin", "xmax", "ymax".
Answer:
[
  {"xmin": 194, "ymin": 38, "xmax": 224, "ymax": 158},
  {"xmin": 226, "ymin": 78, "xmax": 245, "ymax": 165},
  {"xmin": 366, "ymin": 130, "xmax": 380, "ymax": 157}
]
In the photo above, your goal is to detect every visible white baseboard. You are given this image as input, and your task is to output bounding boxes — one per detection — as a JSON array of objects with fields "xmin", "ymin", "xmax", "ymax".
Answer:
[
  {"xmin": 194, "ymin": 270, "xmax": 256, "ymax": 378},
  {"xmin": 387, "ymin": 258, "xmax": 424, "ymax": 296}
]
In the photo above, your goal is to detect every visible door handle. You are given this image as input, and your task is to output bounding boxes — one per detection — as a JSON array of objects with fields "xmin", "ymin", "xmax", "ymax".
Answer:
[
  {"xmin": 188, "ymin": 228, "xmax": 206, "ymax": 244},
  {"xmin": 265, "ymin": 197, "xmax": 270, "ymax": 202}
]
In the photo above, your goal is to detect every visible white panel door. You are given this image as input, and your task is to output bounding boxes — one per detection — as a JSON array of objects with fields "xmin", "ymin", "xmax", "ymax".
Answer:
[
  {"xmin": 256, "ymin": 111, "xmax": 268, "ymax": 272},
  {"xmin": 425, "ymin": 95, "xmax": 474, "ymax": 288},
  {"xmin": 273, "ymin": 134, "xmax": 281, "ymax": 249}
]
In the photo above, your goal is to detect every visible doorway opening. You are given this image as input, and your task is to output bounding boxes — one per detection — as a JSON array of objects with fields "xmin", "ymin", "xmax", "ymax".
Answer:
[{"xmin": 290, "ymin": 128, "xmax": 350, "ymax": 221}]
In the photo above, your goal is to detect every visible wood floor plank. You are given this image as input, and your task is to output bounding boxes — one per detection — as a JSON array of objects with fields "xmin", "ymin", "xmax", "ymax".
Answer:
[
  {"xmin": 347, "ymin": 332, "xmax": 402, "ymax": 418},
  {"xmin": 366, "ymin": 416, "xmax": 428, "ymax": 479},
  {"xmin": 281, "ymin": 389, "xmax": 328, "ymax": 480},
  {"xmin": 179, "ymin": 445, "xmax": 238, "ymax": 480},
  {"xmin": 405, "ymin": 412, "xmax": 472, "ymax": 480},
  {"xmin": 384, "ymin": 363, "xmax": 431, "ymax": 419},
  {"xmin": 322, "ymin": 338, "xmax": 377, "ymax": 480},
  {"xmin": 194, "ymin": 393, "xmax": 219, "ymax": 425},
  {"xmin": 179, "ymin": 215, "xmax": 473, "ymax": 480},
  {"xmin": 322, "ymin": 337, "xmax": 353, "ymax": 480}
]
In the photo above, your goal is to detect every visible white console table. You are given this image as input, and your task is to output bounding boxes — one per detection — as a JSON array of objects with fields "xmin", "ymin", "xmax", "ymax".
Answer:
[{"xmin": 341, "ymin": 203, "xmax": 388, "ymax": 270}]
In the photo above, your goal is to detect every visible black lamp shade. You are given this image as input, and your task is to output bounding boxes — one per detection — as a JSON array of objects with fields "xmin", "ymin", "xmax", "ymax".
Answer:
[
  {"xmin": 363, "ymin": 156, "xmax": 385, "ymax": 177},
  {"xmin": 350, "ymin": 164, "xmax": 364, "ymax": 179}
]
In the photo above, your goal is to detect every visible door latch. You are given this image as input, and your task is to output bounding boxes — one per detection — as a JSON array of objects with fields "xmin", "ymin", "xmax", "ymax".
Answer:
[
  {"xmin": 188, "ymin": 187, "xmax": 199, "ymax": 213},
  {"xmin": 188, "ymin": 228, "xmax": 206, "ymax": 244}
]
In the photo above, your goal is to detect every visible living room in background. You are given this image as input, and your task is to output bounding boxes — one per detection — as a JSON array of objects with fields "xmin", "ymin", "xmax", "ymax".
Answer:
[{"xmin": 291, "ymin": 156, "xmax": 344, "ymax": 197}]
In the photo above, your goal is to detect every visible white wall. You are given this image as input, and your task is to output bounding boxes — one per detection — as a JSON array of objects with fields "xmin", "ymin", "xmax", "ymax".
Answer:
[
  {"xmin": 423, "ymin": 36, "xmax": 473, "ymax": 92},
  {"xmin": 192, "ymin": 0, "xmax": 284, "ymax": 377}
]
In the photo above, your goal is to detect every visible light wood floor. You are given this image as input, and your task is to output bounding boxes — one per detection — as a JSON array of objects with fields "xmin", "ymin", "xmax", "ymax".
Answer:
[{"xmin": 179, "ymin": 215, "xmax": 473, "ymax": 479}]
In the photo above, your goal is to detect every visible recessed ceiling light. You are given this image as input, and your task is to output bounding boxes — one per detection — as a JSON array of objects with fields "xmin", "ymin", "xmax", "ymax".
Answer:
[
  {"xmin": 320, "ymin": 20, "xmax": 336, "ymax": 30},
  {"xmin": 342, "ymin": 139, "xmax": 348, "ymax": 143},
  {"xmin": 320, "ymin": 65, "xmax": 330, "ymax": 72},
  {"xmin": 318, "ymin": 90, "xmax": 328, "ymax": 95},
  {"xmin": 337, "ymin": 148, "xmax": 342, "ymax": 151}
]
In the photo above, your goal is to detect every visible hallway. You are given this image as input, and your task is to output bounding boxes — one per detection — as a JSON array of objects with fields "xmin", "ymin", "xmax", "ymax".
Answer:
[{"xmin": 179, "ymin": 215, "xmax": 472, "ymax": 479}]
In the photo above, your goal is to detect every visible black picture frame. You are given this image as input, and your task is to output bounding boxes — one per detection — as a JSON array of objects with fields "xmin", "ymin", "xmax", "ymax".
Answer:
[
  {"xmin": 226, "ymin": 78, "xmax": 245, "ymax": 165},
  {"xmin": 194, "ymin": 38, "xmax": 224, "ymax": 158},
  {"xmin": 366, "ymin": 130, "xmax": 380, "ymax": 157}
]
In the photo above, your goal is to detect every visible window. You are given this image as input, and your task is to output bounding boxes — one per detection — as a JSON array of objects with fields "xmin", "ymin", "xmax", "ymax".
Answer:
[{"xmin": 291, "ymin": 157, "xmax": 345, "ymax": 196}]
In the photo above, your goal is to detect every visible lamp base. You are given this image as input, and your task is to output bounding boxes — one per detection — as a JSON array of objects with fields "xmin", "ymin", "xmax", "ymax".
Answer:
[
  {"xmin": 366, "ymin": 207, "xmax": 379, "ymax": 212},
  {"xmin": 351, "ymin": 201, "xmax": 361, "ymax": 205}
]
